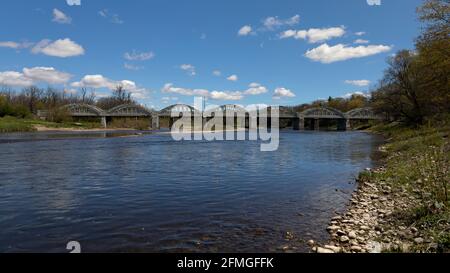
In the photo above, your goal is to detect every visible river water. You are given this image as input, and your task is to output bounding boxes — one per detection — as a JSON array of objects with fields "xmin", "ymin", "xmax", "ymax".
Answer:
[{"xmin": 0, "ymin": 131, "xmax": 383, "ymax": 253}]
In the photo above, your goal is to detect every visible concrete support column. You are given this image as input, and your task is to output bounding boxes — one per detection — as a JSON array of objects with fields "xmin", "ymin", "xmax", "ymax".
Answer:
[
  {"xmin": 299, "ymin": 117, "xmax": 305, "ymax": 131},
  {"xmin": 346, "ymin": 119, "xmax": 351, "ymax": 131},
  {"xmin": 314, "ymin": 118, "xmax": 320, "ymax": 131},
  {"xmin": 101, "ymin": 116, "xmax": 107, "ymax": 128},
  {"xmin": 152, "ymin": 115, "xmax": 160, "ymax": 129}
]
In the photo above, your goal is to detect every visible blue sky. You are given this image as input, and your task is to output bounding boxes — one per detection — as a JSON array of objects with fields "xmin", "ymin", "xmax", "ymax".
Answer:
[{"xmin": 0, "ymin": 0, "xmax": 423, "ymax": 110}]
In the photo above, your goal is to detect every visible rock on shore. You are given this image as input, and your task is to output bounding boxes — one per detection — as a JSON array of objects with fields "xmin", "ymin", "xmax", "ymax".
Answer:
[{"xmin": 311, "ymin": 167, "xmax": 429, "ymax": 253}]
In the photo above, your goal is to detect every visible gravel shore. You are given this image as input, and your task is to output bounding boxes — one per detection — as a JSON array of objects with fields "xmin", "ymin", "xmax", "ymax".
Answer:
[{"xmin": 311, "ymin": 166, "xmax": 433, "ymax": 253}]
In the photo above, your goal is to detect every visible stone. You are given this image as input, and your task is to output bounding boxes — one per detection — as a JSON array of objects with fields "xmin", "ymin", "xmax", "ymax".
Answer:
[
  {"xmin": 348, "ymin": 231, "xmax": 357, "ymax": 239},
  {"xmin": 324, "ymin": 245, "xmax": 341, "ymax": 253},
  {"xmin": 307, "ymin": 240, "xmax": 315, "ymax": 246},
  {"xmin": 414, "ymin": 237, "xmax": 424, "ymax": 244},
  {"xmin": 336, "ymin": 230, "xmax": 346, "ymax": 236},
  {"xmin": 316, "ymin": 247, "xmax": 334, "ymax": 254},
  {"xmin": 340, "ymin": 236, "xmax": 350, "ymax": 243},
  {"xmin": 351, "ymin": 246, "xmax": 362, "ymax": 252},
  {"xmin": 327, "ymin": 225, "xmax": 340, "ymax": 232}
]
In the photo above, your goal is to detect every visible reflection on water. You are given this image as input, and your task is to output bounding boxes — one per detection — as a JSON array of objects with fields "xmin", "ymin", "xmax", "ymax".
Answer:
[{"xmin": 0, "ymin": 131, "xmax": 383, "ymax": 253}]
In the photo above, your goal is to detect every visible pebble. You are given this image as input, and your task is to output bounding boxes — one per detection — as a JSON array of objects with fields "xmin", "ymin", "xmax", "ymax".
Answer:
[{"xmin": 340, "ymin": 236, "xmax": 349, "ymax": 243}]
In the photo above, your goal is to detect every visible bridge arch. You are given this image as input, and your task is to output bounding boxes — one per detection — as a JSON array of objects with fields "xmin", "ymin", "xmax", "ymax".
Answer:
[
  {"xmin": 345, "ymin": 107, "xmax": 380, "ymax": 120},
  {"xmin": 107, "ymin": 104, "xmax": 154, "ymax": 117},
  {"xmin": 61, "ymin": 104, "xmax": 104, "ymax": 117},
  {"xmin": 159, "ymin": 104, "xmax": 201, "ymax": 116},
  {"xmin": 300, "ymin": 107, "xmax": 345, "ymax": 119}
]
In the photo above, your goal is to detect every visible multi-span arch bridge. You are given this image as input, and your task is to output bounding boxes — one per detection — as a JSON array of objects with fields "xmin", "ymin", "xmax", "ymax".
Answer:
[{"xmin": 59, "ymin": 103, "xmax": 382, "ymax": 131}]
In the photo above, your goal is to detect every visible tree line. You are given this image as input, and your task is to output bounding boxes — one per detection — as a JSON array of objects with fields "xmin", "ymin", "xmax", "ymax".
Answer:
[
  {"xmin": 0, "ymin": 85, "xmax": 137, "ymax": 121},
  {"xmin": 292, "ymin": 0, "xmax": 449, "ymax": 125}
]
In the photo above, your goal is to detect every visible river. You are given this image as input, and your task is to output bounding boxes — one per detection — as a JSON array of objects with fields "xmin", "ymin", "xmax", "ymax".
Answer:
[{"xmin": 0, "ymin": 130, "xmax": 383, "ymax": 253}]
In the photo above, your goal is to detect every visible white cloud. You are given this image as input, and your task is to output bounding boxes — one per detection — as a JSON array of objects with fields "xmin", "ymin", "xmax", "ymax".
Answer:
[
  {"xmin": 162, "ymin": 96, "xmax": 179, "ymax": 104},
  {"xmin": 0, "ymin": 67, "xmax": 72, "ymax": 87},
  {"xmin": 227, "ymin": 74, "xmax": 238, "ymax": 82},
  {"xmin": 32, "ymin": 38, "xmax": 85, "ymax": 58},
  {"xmin": 345, "ymin": 80, "xmax": 371, "ymax": 87},
  {"xmin": 0, "ymin": 41, "xmax": 33, "ymax": 49},
  {"xmin": 52, "ymin": 8, "xmax": 72, "ymax": 24},
  {"xmin": 273, "ymin": 87, "xmax": 296, "ymax": 99},
  {"xmin": 124, "ymin": 50, "xmax": 155, "ymax": 61},
  {"xmin": 367, "ymin": 0, "xmax": 381, "ymax": 6},
  {"xmin": 280, "ymin": 27, "xmax": 346, "ymax": 43},
  {"xmin": 212, "ymin": 70, "xmax": 222, "ymax": 76},
  {"xmin": 162, "ymin": 83, "xmax": 209, "ymax": 97},
  {"xmin": 0, "ymin": 71, "xmax": 35, "ymax": 87},
  {"xmin": 244, "ymin": 82, "xmax": 268, "ymax": 95},
  {"xmin": 71, "ymin": 74, "xmax": 150, "ymax": 99},
  {"xmin": 238, "ymin": 25, "xmax": 253, "ymax": 36},
  {"xmin": 342, "ymin": 91, "xmax": 371, "ymax": 99},
  {"xmin": 162, "ymin": 83, "xmax": 244, "ymax": 101},
  {"xmin": 355, "ymin": 32, "xmax": 366, "ymax": 36},
  {"xmin": 180, "ymin": 64, "xmax": 196, "ymax": 76},
  {"xmin": 210, "ymin": 91, "xmax": 243, "ymax": 101},
  {"xmin": 305, "ymin": 43, "xmax": 392, "ymax": 63},
  {"xmin": 98, "ymin": 9, "xmax": 123, "ymax": 24},
  {"xmin": 23, "ymin": 67, "xmax": 72, "ymax": 84},
  {"xmin": 124, "ymin": 63, "xmax": 144, "ymax": 71},
  {"xmin": 262, "ymin": 15, "xmax": 300, "ymax": 31},
  {"xmin": 354, "ymin": 39, "xmax": 369, "ymax": 44},
  {"xmin": 66, "ymin": 0, "xmax": 81, "ymax": 6}
]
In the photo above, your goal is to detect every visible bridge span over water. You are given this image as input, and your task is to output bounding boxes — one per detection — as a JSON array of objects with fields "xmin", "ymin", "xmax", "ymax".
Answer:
[{"xmin": 60, "ymin": 103, "xmax": 382, "ymax": 131}]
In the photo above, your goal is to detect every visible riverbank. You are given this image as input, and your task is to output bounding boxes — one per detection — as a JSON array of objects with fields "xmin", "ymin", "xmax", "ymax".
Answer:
[
  {"xmin": 312, "ymin": 121, "xmax": 450, "ymax": 253},
  {"xmin": 0, "ymin": 116, "xmax": 143, "ymax": 133}
]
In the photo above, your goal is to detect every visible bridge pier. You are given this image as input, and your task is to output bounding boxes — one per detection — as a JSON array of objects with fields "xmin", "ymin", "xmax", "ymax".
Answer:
[
  {"xmin": 101, "ymin": 116, "xmax": 107, "ymax": 128},
  {"xmin": 314, "ymin": 119, "xmax": 320, "ymax": 131},
  {"xmin": 152, "ymin": 115, "xmax": 160, "ymax": 129},
  {"xmin": 346, "ymin": 119, "xmax": 351, "ymax": 131},
  {"xmin": 298, "ymin": 117, "xmax": 305, "ymax": 131},
  {"xmin": 337, "ymin": 119, "xmax": 347, "ymax": 131}
]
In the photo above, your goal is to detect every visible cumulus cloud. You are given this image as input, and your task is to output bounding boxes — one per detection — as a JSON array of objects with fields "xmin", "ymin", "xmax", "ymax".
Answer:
[
  {"xmin": 52, "ymin": 8, "xmax": 72, "ymax": 24},
  {"xmin": 262, "ymin": 15, "xmax": 300, "ymax": 31},
  {"xmin": 244, "ymin": 83, "xmax": 268, "ymax": 95},
  {"xmin": 273, "ymin": 87, "xmax": 296, "ymax": 99},
  {"xmin": 32, "ymin": 38, "xmax": 85, "ymax": 58},
  {"xmin": 210, "ymin": 91, "xmax": 243, "ymax": 101},
  {"xmin": 355, "ymin": 31, "xmax": 366, "ymax": 36},
  {"xmin": 345, "ymin": 80, "xmax": 371, "ymax": 87},
  {"xmin": 162, "ymin": 84, "xmax": 244, "ymax": 101},
  {"xmin": 342, "ymin": 91, "xmax": 371, "ymax": 99},
  {"xmin": 71, "ymin": 74, "xmax": 150, "ymax": 99},
  {"xmin": 179, "ymin": 64, "xmax": 196, "ymax": 76},
  {"xmin": 124, "ymin": 50, "xmax": 155, "ymax": 61},
  {"xmin": 0, "ymin": 71, "xmax": 35, "ymax": 87},
  {"xmin": 305, "ymin": 43, "xmax": 392, "ymax": 63},
  {"xmin": 0, "ymin": 67, "xmax": 72, "ymax": 87},
  {"xmin": 212, "ymin": 70, "xmax": 222, "ymax": 76},
  {"xmin": 162, "ymin": 83, "xmax": 209, "ymax": 97},
  {"xmin": 66, "ymin": 0, "xmax": 81, "ymax": 6},
  {"xmin": 280, "ymin": 27, "xmax": 346, "ymax": 43},
  {"xmin": 227, "ymin": 74, "xmax": 238, "ymax": 82},
  {"xmin": 238, "ymin": 25, "xmax": 253, "ymax": 36},
  {"xmin": 23, "ymin": 67, "xmax": 72, "ymax": 84}
]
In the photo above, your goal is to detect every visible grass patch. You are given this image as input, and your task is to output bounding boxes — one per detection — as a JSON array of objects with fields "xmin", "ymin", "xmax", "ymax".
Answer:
[
  {"xmin": 0, "ymin": 116, "xmax": 101, "ymax": 133},
  {"xmin": 368, "ymin": 119, "xmax": 450, "ymax": 252}
]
